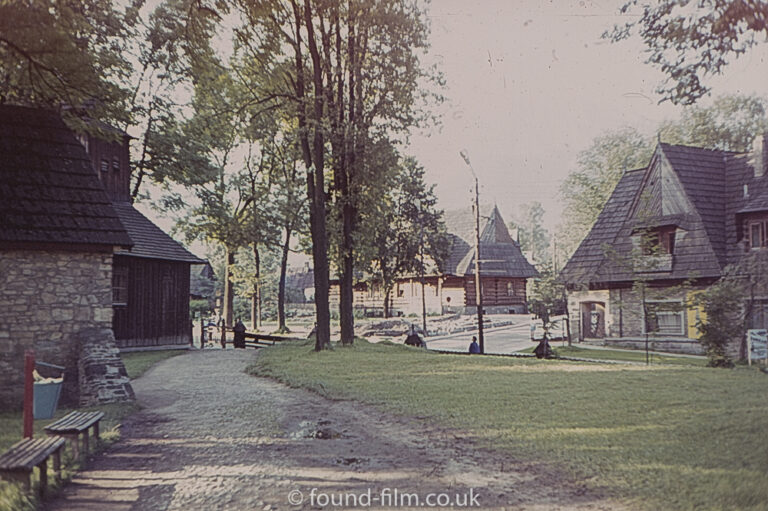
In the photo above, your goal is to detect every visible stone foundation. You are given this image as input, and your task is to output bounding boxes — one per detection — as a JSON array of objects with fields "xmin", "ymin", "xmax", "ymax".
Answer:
[
  {"xmin": 0, "ymin": 249, "xmax": 114, "ymax": 408},
  {"xmin": 582, "ymin": 337, "xmax": 705, "ymax": 355},
  {"xmin": 78, "ymin": 328, "xmax": 134, "ymax": 406}
]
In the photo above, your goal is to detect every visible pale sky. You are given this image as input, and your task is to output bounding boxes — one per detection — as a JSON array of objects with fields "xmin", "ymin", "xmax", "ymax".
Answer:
[
  {"xmin": 138, "ymin": 0, "xmax": 768, "ymax": 260},
  {"xmin": 410, "ymin": 0, "xmax": 768, "ymax": 231}
]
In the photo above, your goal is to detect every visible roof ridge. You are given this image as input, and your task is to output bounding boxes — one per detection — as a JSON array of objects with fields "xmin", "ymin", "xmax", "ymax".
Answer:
[{"xmin": 659, "ymin": 141, "xmax": 739, "ymax": 155}]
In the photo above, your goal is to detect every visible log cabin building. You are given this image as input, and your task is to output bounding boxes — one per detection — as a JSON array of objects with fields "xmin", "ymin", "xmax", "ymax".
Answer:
[
  {"xmin": 560, "ymin": 137, "xmax": 768, "ymax": 356},
  {"xmin": 331, "ymin": 205, "xmax": 537, "ymax": 316},
  {"xmin": 78, "ymin": 120, "xmax": 205, "ymax": 349}
]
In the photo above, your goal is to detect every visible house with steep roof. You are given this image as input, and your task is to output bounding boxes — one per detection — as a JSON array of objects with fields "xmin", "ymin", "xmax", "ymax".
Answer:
[
  {"xmin": 560, "ymin": 136, "xmax": 768, "ymax": 355},
  {"xmin": 333, "ymin": 205, "xmax": 537, "ymax": 316},
  {"xmin": 77, "ymin": 116, "xmax": 205, "ymax": 349},
  {"xmin": 0, "ymin": 105, "xmax": 135, "ymax": 407}
]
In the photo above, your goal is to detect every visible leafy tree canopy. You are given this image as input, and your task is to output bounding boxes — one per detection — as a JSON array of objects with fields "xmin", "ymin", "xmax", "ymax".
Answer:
[
  {"xmin": 0, "ymin": 0, "xmax": 137, "ymax": 128},
  {"xmin": 606, "ymin": 0, "xmax": 768, "ymax": 105}
]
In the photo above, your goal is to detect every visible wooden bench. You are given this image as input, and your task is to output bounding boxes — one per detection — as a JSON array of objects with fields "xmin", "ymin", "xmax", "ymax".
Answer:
[
  {"xmin": 0, "ymin": 436, "xmax": 65, "ymax": 496},
  {"xmin": 44, "ymin": 411, "xmax": 104, "ymax": 465}
]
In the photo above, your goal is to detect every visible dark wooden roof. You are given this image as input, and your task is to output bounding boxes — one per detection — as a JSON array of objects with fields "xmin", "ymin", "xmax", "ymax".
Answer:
[
  {"xmin": 661, "ymin": 144, "xmax": 728, "ymax": 268},
  {"xmin": 0, "ymin": 105, "xmax": 132, "ymax": 248},
  {"xmin": 561, "ymin": 141, "xmax": 768, "ymax": 286},
  {"xmin": 112, "ymin": 202, "xmax": 204, "ymax": 263},
  {"xmin": 443, "ymin": 205, "xmax": 537, "ymax": 278},
  {"xmin": 559, "ymin": 168, "xmax": 645, "ymax": 284}
]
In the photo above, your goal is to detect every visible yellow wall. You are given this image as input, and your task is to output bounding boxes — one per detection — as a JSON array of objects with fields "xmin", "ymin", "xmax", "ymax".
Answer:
[{"xmin": 686, "ymin": 291, "xmax": 706, "ymax": 339}]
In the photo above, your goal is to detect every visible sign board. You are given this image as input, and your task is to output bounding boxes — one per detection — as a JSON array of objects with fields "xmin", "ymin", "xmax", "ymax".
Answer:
[{"xmin": 747, "ymin": 329, "xmax": 768, "ymax": 364}]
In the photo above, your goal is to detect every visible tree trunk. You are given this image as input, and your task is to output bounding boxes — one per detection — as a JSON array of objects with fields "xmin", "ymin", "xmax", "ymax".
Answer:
[
  {"xmin": 337, "ymin": 3, "xmax": 357, "ymax": 346},
  {"xmin": 383, "ymin": 286, "xmax": 392, "ymax": 319},
  {"xmin": 339, "ymin": 204, "xmax": 355, "ymax": 345},
  {"xmin": 278, "ymin": 226, "xmax": 292, "ymax": 332},
  {"xmin": 223, "ymin": 247, "xmax": 235, "ymax": 327},
  {"xmin": 299, "ymin": 0, "xmax": 331, "ymax": 351},
  {"xmin": 251, "ymin": 244, "xmax": 261, "ymax": 331}
]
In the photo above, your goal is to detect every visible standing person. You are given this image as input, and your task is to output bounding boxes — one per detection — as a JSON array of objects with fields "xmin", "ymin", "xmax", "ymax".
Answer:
[
  {"xmin": 233, "ymin": 319, "xmax": 246, "ymax": 349},
  {"xmin": 468, "ymin": 336, "xmax": 480, "ymax": 354}
]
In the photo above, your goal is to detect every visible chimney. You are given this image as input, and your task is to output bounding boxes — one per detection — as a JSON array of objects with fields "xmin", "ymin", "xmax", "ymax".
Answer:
[{"xmin": 749, "ymin": 132, "xmax": 768, "ymax": 177}]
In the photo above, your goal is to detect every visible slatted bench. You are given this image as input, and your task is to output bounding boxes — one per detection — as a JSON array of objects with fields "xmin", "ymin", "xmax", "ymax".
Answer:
[
  {"xmin": 0, "ymin": 436, "xmax": 65, "ymax": 496},
  {"xmin": 44, "ymin": 411, "xmax": 104, "ymax": 465}
]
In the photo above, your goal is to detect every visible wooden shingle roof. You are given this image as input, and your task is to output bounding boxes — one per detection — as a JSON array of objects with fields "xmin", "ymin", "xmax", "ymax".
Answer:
[
  {"xmin": 559, "ymin": 168, "xmax": 645, "ymax": 284},
  {"xmin": 561, "ymin": 141, "xmax": 768, "ymax": 286},
  {"xmin": 443, "ymin": 205, "xmax": 537, "ymax": 278},
  {"xmin": 660, "ymin": 144, "xmax": 728, "ymax": 268},
  {"xmin": 112, "ymin": 202, "xmax": 204, "ymax": 263},
  {"xmin": 0, "ymin": 105, "xmax": 132, "ymax": 248}
]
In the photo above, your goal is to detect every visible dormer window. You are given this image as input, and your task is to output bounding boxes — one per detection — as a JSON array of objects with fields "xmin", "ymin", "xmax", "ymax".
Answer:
[{"xmin": 642, "ymin": 226, "xmax": 676, "ymax": 255}]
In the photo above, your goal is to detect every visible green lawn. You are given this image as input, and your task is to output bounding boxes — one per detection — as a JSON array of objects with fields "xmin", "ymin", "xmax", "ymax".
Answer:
[
  {"xmin": 248, "ymin": 339, "xmax": 768, "ymax": 511},
  {"xmin": 121, "ymin": 349, "xmax": 187, "ymax": 379},
  {"xmin": 521, "ymin": 345, "xmax": 708, "ymax": 366}
]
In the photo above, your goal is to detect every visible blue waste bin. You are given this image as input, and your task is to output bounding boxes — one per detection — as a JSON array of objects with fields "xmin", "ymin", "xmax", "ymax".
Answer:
[{"xmin": 33, "ymin": 380, "xmax": 62, "ymax": 419}]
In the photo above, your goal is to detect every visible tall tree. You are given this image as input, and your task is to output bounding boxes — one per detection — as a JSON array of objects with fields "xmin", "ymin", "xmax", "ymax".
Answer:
[
  {"xmin": 232, "ymin": 0, "xmax": 441, "ymax": 349},
  {"xmin": 324, "ymin": 0, "xmax": 439, "ymax": 345},
  {"xmin": 605, "ymin": 0, "xmax": 768, "ymax": 104},
  {"xmin": 509, "ymin": 202, "xmax": 551, "ymax": 266},
  {"xmin": 366, "ymin": 155, "xmax": 449, "ymax": 318},
  {"xmin": 658, "ymin": 95, "xmax": 768, "ymax": 151}
]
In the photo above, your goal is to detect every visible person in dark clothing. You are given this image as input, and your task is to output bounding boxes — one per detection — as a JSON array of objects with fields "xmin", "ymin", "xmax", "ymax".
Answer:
[
  {"xmin": 533, "ymin": 338, "xmax": 553, "ymax": 359},
  {"xmin": 404, "ymin": 324, "xmax": 426, "ymax": 348},
  {"xmin": 468, "ymin": 336, "xmax": 480, "ymax": 354},
  {"xmin": 233, "ymin": 319, "xmax": 246, "ymax": 349}
]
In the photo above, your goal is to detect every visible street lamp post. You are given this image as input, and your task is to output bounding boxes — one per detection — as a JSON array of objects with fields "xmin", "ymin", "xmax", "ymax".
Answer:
[
  {"xmin": 459, "ymin": 150, "xmax": 485, "ymax": 354},
  {"xmin": 417, "ymin": 200, "xmax": 427, "ymax": 337}
]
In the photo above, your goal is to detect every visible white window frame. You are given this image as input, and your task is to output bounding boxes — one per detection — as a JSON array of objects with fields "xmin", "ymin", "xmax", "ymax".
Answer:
[{"xmin": 644, "ymin": 299, "xmax": 685, "ymax": 336}]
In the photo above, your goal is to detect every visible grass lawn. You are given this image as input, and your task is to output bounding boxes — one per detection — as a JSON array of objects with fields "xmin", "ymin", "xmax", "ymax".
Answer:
[
  {"xmin": 520, "ymin": 345, "xmax": 708, "ymax": 367},
  {"xmin": 249, "ymin": 339, "xmax": 768, "ymax": 511},
  {"xmin": 121, "ymin": 349, "xmax": 187, "ymax": 379}
]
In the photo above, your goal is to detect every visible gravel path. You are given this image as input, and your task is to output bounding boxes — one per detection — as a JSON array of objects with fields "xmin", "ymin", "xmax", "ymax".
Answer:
[{"xmin": 43, "ymin": 349, "xmax": 625, "ymax": 510}]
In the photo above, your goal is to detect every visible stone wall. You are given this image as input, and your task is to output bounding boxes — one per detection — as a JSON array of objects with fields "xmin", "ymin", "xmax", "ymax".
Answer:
[
  {"xmin": 78, "ymin": 328, "xmax": 134, "ymax": 406},
  {"xmin": 0, "ymin": 249, "xmax": 115, "ymax": 408}
]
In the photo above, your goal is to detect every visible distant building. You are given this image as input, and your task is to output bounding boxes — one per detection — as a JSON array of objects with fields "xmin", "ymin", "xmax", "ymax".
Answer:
[
  {"xmin": 329, "ymin": 205, "xmax": 537, "ymax": 316},
  {"xmin": 560, "ymin": 138, "xmax": 768, "ymax": 356}
]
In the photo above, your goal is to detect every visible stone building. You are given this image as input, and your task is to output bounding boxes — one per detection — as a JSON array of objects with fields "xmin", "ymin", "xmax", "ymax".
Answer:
[
  {"xmin": 0, "ymin": 106, "xmax": 134, "ymax": 408},
  {"xmin": 560, "ymin": 138, "xmax": 768, "ymax": 356}
]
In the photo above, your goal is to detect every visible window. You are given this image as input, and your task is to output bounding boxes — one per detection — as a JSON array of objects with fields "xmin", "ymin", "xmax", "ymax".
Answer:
[
  {"xmin": 751, "ymin": 300, "xmax": 768, "ymax": 330},
  {"xmin": 641, "ymin": 226, "xmax": 676, "ymax": 255},
  {"xmin": 100, "ymin": 159, "xmax": 109, "ymax": 172},
  {"xmin": 747, "ymin": 219, "xmax": 767, "ymax": 249},
  {"xmin": 112, "ymin": 267, "xmax": 128, "ymax": 305},
  {"xmin": 112, "ymin": 157, "xmax": 120, "ymax": 172},
  {"xmin": 644, "ymin": 301, "xmax": 684, "ymax": 335},
  {"xmin": 507, "ymin": 282, "xmax": 515, "ymax": 296}
]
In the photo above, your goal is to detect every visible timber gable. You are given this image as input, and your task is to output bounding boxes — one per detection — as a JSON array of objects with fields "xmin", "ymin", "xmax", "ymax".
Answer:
[{"xmin": 561, "ymin": 137, "xmax": 768, "ymax": 354}]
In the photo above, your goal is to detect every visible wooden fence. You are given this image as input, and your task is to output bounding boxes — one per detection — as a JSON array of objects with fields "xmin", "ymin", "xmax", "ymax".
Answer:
[{"xmin": 197, "ymin": 319, "xmax": 300, "ymax": 349}]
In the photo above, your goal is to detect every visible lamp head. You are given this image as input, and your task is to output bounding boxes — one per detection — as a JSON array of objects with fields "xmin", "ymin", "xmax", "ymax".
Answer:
[{"xmin": 459, "ymin": 149, "xmax": 471, "ymax": 166}]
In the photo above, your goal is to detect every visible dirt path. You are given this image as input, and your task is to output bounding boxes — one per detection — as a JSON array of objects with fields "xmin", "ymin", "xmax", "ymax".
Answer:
[{"xmin": 44, "ymin": 350, "xmax": 625, "ymax": 511}]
